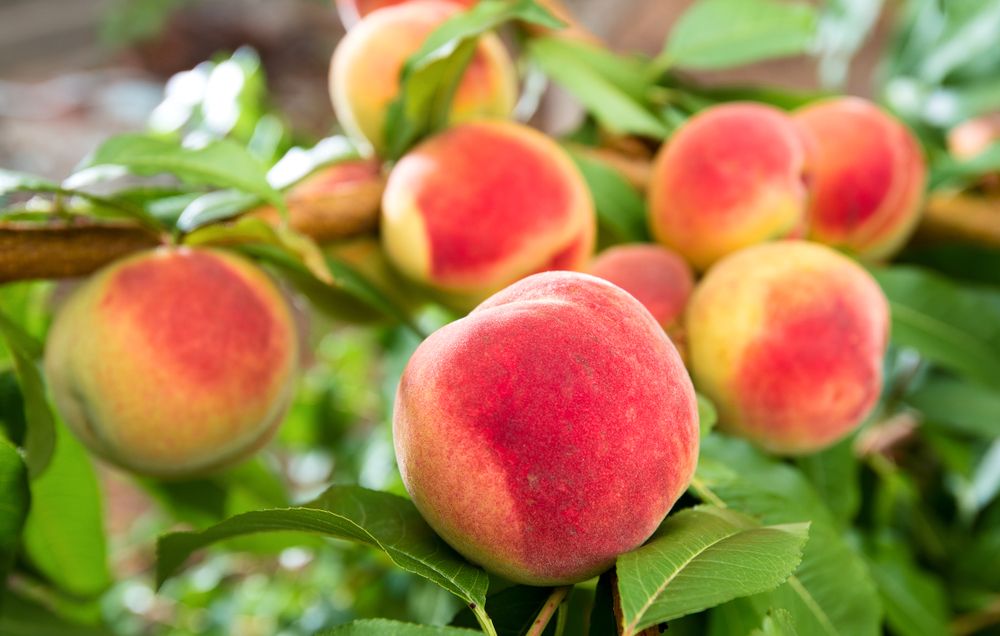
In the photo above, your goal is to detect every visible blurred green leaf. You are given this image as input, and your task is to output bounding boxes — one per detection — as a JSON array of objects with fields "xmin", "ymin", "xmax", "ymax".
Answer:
[
  {"xmin": 872, "ymin": 266, "xmax": 1000, "ymax": 389},
  {"xmin": 814, "ymin": 0, "xmax": 883, "ymax": 88},
  {"xmin": 658, "ymin": 0, "xmax": 817, "ymax": 71},
  {"xmin": 898, "ymin": 244, "xmax": 1000, "ymax": 287},
  {"xmin": 917, "ymin": 0, "xmax": 1000, "ymax": 84},
  {"xmin": 22, "ymin": 421, "xmax": 110, "ymax": 598},
  {"xmin": 564, "ymin": 148, "xmax": 649, "ymax": 243},
  {"xmin": 697, "ymin": 394, "xmax": 718, "ymax": 438},
  {"xmin": 862, "ymin": 534, "xmax": 949, "ymax": 636},
  {"xmin": 157, "ymin": 485, "xmax": 491, "ymax": 626},
  {"xmin": 695, "ymin": 435, "xmax": 882, "ymax": 636},
  {"xmin": 796, "ymin": 438, "xmax": 860, "ymax": 528},
  {"xmin": 0, "ymin": 438, "xmax": 29, "ymax": 580},
  {"xmin": 175, "ymin": 190, "xmax": 259, "ymax": 232},
  {"xmin": 617, "ymin": 506, "xmax": 808, "ymax": 633},
  {"xmin": 529, "ymin": 37, "xmax": 669, "ymax": 139},
  {"xmin": 384, "ymin": 0, "xmax": 561, "ymax": 160},
  {"xmin": 905, "ymin": 375, "xmax": 1000, "ymax": 439},
  {"xmin": 79, "ymin": 134, "xmax": 284, "ymax": 212},
  {"xmin": 0, "ymin": 311, "xmax": 55, "ymax": 479},
  {"xmin": 323, "ymin": 620, "xmax": 481, "ymax": 635},
  {"xmin": 930, "ymin": 142, "xmax": 1000, "ymax": 189},
  {"xmin": 0, "ymin": 591, "xmax": 111, "ymax": 636},
  {"xmin": 750, "ymin": 609, "xmax": 799, "ymax": 636}
]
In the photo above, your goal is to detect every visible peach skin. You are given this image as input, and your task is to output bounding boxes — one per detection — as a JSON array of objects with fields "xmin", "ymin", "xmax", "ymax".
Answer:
[
  {"xmin": 334, "ymin": 0, "xmax": 477, "ymax": 29},
  {"xmin": 381, "ymin": 120, "xmax": 595, "ymax": 306},
  {"xmin": 329, "ymin": 0, "xmax": 517, "ymax": 157},
  {"xmin": 394, "ymin": 271, "xmax": 699, "ymax": 585},
  {"xmin": 648, "ymin": 102, "xmax": 808, "ymax": 271},
  {"xmin": 44, "ymin": 247, "xmax": 299, "ymax": 478},
  {"xmin": 686, "ymin": 241, "xmax": 889, "ymax": 455},
  {"xmin": 794, "ymin": 97, "xmax": 927, "ymax": 260}
]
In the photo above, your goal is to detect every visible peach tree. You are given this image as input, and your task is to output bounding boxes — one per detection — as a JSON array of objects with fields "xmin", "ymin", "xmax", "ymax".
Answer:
[{"xmin": 1, "ymin": 0, "xmax": 999, "ymax": 634}]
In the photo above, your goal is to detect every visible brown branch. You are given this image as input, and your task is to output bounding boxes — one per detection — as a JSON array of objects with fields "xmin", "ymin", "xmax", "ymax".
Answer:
[
  {"xmin": 569, "ymin": 144, "xmax": 653, "ymax": 192},
  {"xmin": 915, "ymin": 193, "xmax": 1000, "ymax": 247},
  {"xmin": 0, "ymin": 222, "xmax": 161, "ymax": 283}
]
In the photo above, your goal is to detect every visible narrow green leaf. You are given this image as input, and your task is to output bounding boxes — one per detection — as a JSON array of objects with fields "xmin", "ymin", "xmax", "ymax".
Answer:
[
  {"xmin": 795, "ymin": 438, "xmax": 860, "ymax": 528},
  {"xmin": 322, "ymin": 620, "xmax": 480, "ymax": 636},
  {"xmin": 0, "ymin": 438, "xmax": 29, "ymax": 579},
  {"xmin": 79, "ymin": 134, "xmax": 284, "ymax": 211},
  {"xmin": 872, "ymin": 266, "xmax": 1000, "ymax": 389},
  {"xmin": 617, "ymin": 506, "xmax": 808, "ymax": 634},
  {"xmin": 529, "ymin": 37, "xmax": 669, "ymax": 139},
  {"xmin": 176, "ymin": 189, "xmax": 259, "ymax": 232},
  {"xmin": 697, "ymin": 393, "xmax": 718, "ymax": 438},
  {"xmin": 863, "ymin": 534, "xmax": 949, "ymax": 636},
  {"xmin": 22, "ymin": 420, "xmax": 111, "ymax": 598},
  {"xmin": 660, "ymin": 0, "xmax": 818, "ymax": 71},
  {"xmin": 695, "ymin": 435, "xmax": 882, "ymax": 636},
  {"xmin": 384, "ymin": 0, "xmax": 561, "ymax": 159},
  {"xmin": 0, "ymin": 311, "xmax": 55, "ymax": 479},
  {"xmin": 565, "ymin": 149, "xmax": 649, "ymax": 243},
  {"xmin": 156, "ymin": 485, "xmax": 490, "ymax": 613},
  {"xmin": 905, "ymin": 375, "xmax": 1000, "ymax": 439}
]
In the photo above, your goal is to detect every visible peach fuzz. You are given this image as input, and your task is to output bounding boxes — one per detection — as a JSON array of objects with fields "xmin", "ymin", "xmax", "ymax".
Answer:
[
  {"xmin": 794, "ymin": 97, "xmax": 927, "ymax": 260},
  {"xmin": 334, "ymin": 0, "xmax": 477, "ymax": 29},
  {"xmin": 381, "ymin": 120, "xmax": 595, "ymax": 304},
  {"xmin": 588, "ymin": 244, "xmax": 693, "ymax": 343},
  {"xmin": 329, "ymin": 0, "xmax": 517, "ymax": 156},
  {"xmin": 686, "ymin": 241, "xmax": 889, "ymax": 455},
  {"xmin": 394, "ymin": 271, "xmax": 699, "ymax": 585},
  {"xmin": 648, "ymin": 102, "xmax": 808, "ymax": 271},
  {"xmin": 44, "ymin": 248, "xmax": 299, "ymax": 478}
]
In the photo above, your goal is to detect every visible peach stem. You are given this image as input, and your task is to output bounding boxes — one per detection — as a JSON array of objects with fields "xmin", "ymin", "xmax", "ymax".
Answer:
[{"xmin": 526, "ymin": 586, "xmax": 572, "ymax": 636}]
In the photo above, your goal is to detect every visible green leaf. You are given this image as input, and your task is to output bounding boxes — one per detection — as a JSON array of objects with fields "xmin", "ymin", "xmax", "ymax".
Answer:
[
  {"xmin": 862, "ymin": 534, "xmax": 949, "ymax": 636},
  {"xmin": 905, "ymin": 375, "xmax": 1000, "ymax": 439},
  {"xmin": 79, "ymin": 134, "xmax": 284, "ymax": 211},
  {"xmin": 0, "ymin": 591, "xmax": 112, "ymax": 636},
  {"xmin": 694, "ymin": 435, "xmax": 882, "ymax": 636},
  {"xmin": 0, "ymin": 311, "xmax": 55, "ymax": 479},
  {"xmin": 917, "ymin": 0, "xmax": 1000, "ymax": 83},
  {"xmin": 697, "ymin": 393, "xmax": 718, "ymax": 438},
  {"xmin": 157, "ymin": 485, "xmax": 491, "ymax": 624},
  {"xmin": 22, "ymin": 420, "xmax": 111, "ymax": 598},
  {"xmin": 930, "ymin": 142, "xmax": 1000, "ymax": 189},
  {"xmin": 564, "ymin": 148, "xmax": 649, "ymax": 243},
  {"xmin": 322, "ymin": 620, "xmax": 481, "ymax": 636},
  {"xmin": 616, "ymin": 506, "xmax": 807, "ymax": 634},
  {"xmin": 175, "ymin": 189, "xmax": 259, "ymax": 232},
  {"xmin": 384, "ymin": 0, "xmax": 561, "ymax": 159},
  {"xmin": 0, "ymin": 438, "xmax": 29, "ymax": 578},
  {"xmin": 750, "ymin": 609, "xmax": 799, "ymax": 636},
  {"xmin": 898, "ymin": 244, "xmax": 1000, "ymax": 287},
  {"xmin": 529, "ymin": 37, "xmax": 669, "ymax": 139},
  {"xmin": 659, "ymin": 0, "xmax": 818, "ymax": 71},
  {"xmin": 795, "ymin": 438, "xmax": 860, "ymax": 528},
  {"xmin": 872, "ymin": 266, "xmax": 1000, "ymax": 389}
]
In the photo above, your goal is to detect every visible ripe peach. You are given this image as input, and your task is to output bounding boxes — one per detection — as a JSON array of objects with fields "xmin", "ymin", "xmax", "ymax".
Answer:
[
  {"xmin": 686, "ymin": 241, "xmax": 889, "ymax": 455},
  {"xmin": 588, "ymin": 244, "xmax": 693, "ymax": 346},
  {"xmin": 44, "ymin": 248, "xmax": 299, "ymax": 477},
  {"xmin": 329, "ymin": 1, "xmax": 517, "ymax": 157},
  {"xmin": 794, "ymin": 97, "xmax": 927, "ymax": 260},
  {"xmin": 334, "ymin": 0, "xmax": 477, "ymax": 29},
  {"xmin": 394, "ymin": 271, "xmax": 699, "ymax": 585},
  {"xmin": 381, "ymin": 120, "xmax": 595, "ymax": 305},
  {"xmin": 648, "ymin": 102, "xmax": 808, "ymax": 271}
]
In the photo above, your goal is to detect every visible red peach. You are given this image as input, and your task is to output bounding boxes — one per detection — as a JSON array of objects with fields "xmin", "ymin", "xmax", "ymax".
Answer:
[
  {"xmin": 686, "ymin": 241, "xmax": 889, "ymax": 454},
  {"xmin": 44, "ymin": 248, "xmax": 299, "ymax": 477},
  {"xmin": 794, "ymin": 97, "xmax": 927, "ymax": 260},
  {"xmin": 329, "ymin": 0, "xmax": 517, "ymax": 156},
  {"xmin": 381, "ymin": 120, "xmax": 595, "ymax": 305},
  {"xmin": 334, "ymin": 0, "xmax": 477, "ymax": 29},
  {"xmin": 588, "ymin": 244, "xmax": 693, "ymax": 345},
  {"xmin": 394, "ymin": 271, "xmax": 699, "ymax": 584},
  {"xmin": 648, "ymin": 102, "xmax": 808, "ymax": 271}
]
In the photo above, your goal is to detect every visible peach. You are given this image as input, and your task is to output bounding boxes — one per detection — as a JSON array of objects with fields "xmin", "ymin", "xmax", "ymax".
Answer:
[
  {"xmin": 394, "ymin": 271, "xmax": 699, "ymax": 585},
  {"xmin": 648, "ymin": 102, "xmax": 808, "ymax": 271},
  {"xmin": 794, "ymin": 97, "xmax": 927, "ymax": 260},
  {"xmin": 334, "ymin": 0, "xmax": 477, "ymax": 29},
  {"xmin": 588, "ymin": 244, "xmax": 693, "ymax": 346},
  {"xmin": 381, "ymin": 120, "xmax": 595, "ymax": 305},
  {"xmin": 44, "ymin": 248, "xmax": 299, "ymax": 477},
  {"xmin": 329, "ymin": 0, "xmax": 517, "ymax": 157},
  {"xmin": 686, "ymin": 241, "xmax": 889, "ymax": 455}
]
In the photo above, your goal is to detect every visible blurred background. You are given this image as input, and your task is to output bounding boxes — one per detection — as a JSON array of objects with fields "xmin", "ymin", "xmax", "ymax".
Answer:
[{"xmin": 0, "ymin": 0, "xmax": 900, "ymax": 179}]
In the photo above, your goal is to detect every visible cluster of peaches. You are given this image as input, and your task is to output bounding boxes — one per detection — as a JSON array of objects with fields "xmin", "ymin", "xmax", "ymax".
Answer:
[{"xmin": 43, "ymin": 0, "xmax": 925, "ymax": 587}]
